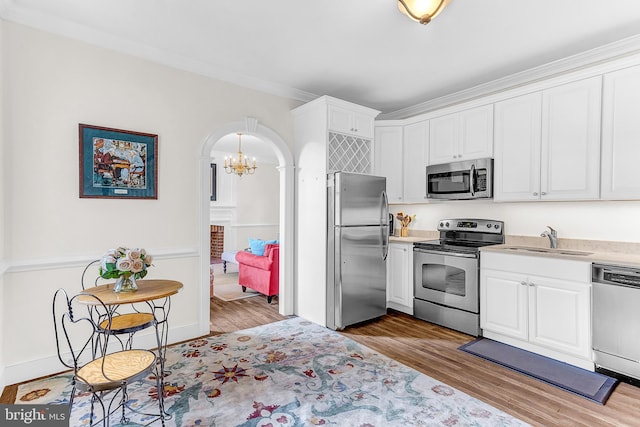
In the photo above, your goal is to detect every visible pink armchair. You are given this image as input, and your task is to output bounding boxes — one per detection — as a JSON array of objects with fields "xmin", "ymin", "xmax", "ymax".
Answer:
[{"xmin": 236, "ymin": 244, "xmax": 279, "ymax": 303}]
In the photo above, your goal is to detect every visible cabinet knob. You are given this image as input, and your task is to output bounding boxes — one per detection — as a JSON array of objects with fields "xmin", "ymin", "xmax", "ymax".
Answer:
[
  {"xmin": 533, "ymin": 192, "xmax": 538, "ymax": 196},
  {"xmin": 541, "ymin": 192, "xmax": 547, "ymax": 196},
  {"xmin": 520, "ymin": 281, "xmax": 528, "ymax": 286}
]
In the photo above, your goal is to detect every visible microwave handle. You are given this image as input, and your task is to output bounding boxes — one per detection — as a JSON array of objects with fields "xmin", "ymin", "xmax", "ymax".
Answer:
[{"xmin": 470, "ymin": 164, "xmax": 476, "ymax": 197}]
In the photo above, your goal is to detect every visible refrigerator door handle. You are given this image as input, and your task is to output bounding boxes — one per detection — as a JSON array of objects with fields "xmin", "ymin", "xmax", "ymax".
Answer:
[{"xmin": 381, "ymin": 191, "xmax": 389, "ymax": 261}]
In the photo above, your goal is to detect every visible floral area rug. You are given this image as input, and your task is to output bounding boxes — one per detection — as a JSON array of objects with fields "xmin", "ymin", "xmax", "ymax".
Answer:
[{"xmin": 16, "ymin": 317, "xmax": 529, "ymax": 426}]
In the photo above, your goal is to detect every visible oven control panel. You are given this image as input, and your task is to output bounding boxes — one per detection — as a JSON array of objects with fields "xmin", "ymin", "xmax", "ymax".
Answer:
[{"xmin": 438, "ymin": 218, "xmax": 503, "ymax": 234}]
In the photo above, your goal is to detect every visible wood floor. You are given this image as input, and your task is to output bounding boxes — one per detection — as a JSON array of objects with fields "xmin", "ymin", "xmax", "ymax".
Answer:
[{"xmin": 4, "ymin": 295, "xmax": 640, "ymax": 426}]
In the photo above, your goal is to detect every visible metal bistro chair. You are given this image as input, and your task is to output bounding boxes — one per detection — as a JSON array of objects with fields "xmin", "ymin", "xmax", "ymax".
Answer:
[
  {"xmin": 81, "ymin": 260, "xmax": 156, "ymax": 350},
  {"xmin": 52, "ymin": 288, "xmax": 166, "ymax": 426}
]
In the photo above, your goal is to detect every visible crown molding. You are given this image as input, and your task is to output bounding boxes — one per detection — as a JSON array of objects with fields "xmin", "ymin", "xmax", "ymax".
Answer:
[
  {"xmin": 379, "ymin": 34, "xmax": 640, "ymax": 120},
  {"xmin": 0, "ymin": 1, "xmax": 318, "ymax": 104}
]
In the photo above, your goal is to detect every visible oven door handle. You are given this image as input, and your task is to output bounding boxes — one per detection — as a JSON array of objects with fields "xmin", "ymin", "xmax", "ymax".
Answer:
[{"xmin": 413, "ymin": 248, "xmax": 478, "ymax": 259}]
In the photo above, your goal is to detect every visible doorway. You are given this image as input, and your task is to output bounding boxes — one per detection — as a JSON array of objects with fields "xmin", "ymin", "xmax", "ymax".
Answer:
[{"xmin": 198, "ymin": 118, "xmax": 294, "ymax": 336}]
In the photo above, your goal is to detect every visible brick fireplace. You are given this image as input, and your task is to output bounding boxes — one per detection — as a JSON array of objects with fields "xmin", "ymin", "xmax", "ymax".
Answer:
[{"xmin": 210, "ymin": 225, "xmax": 224, "ymax": 260}]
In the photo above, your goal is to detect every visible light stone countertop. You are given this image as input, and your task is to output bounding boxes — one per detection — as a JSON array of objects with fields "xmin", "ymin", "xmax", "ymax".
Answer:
[
  {"xmin": 389, "ymin": 229, "xmax": 640, "ymax": 268},
  {"xmin": 481, "ymin": 236, "xmax": 640, "ymax": 269},
  {"xmin": 389, "ymin": 229, "xmax": 438, "ymax": 244}
]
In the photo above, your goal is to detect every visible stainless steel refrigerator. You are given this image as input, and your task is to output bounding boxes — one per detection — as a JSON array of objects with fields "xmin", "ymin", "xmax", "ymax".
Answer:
[{"xmin": 326, "ymin": 171, "xmax": 389, "ymax": 330}]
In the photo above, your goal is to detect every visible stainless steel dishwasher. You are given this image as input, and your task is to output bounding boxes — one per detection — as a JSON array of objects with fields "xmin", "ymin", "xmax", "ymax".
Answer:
[{"xmin": 592, "ymin": 263, "xmax": 640, "ymax": 381}]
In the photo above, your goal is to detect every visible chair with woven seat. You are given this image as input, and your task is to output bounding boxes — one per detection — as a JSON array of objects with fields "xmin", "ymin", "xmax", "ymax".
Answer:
[
  {"xmin": 82, "ymin": 260, "xmax": 156, "ymax": 350},
  {"xmin": 52, "ymin": 288, "xmax": 166, "ymax": 426}
]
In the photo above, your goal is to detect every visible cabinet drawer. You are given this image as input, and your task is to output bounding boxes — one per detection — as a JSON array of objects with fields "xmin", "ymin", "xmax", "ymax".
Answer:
[{"xmin": 481, "ymin": 251, "xmax": 590, "ymax": 282}]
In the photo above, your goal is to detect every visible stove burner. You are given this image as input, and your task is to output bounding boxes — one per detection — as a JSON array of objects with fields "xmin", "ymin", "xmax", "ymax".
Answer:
[{"xmin": 413, "ymin": 218, "xmax": 505, "ymax": 254}]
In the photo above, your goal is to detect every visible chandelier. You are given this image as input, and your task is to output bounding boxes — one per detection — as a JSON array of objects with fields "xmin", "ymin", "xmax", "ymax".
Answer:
[
  {"xmin": 397, "ymin": 0, "xmax": 451, "ymax": 25},
  {"xmin": 223, "ymin": 133, "xmax": 257, "ymax": 177}
]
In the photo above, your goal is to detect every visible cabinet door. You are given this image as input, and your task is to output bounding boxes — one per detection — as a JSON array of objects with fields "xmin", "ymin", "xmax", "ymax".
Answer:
[
  {"xmin": 493, "ymin": 92, "xmax": 542, "ymax": 201},
  {"xmin": 601, "ymin": 65, "xmax": 640, "ymax": 200},
  {"xmin": 480, "ymin": 269, "xmax": 528, "ymax": 340},
  {"xmin": 328, "ymin": 105, "xmax": 353, "ymax": 135},
  {"xmin": 374, "ymin": 126, "xmax": 403, "ymax": 202},
  {"xmin": 459, "ymin": 105, "xmax": 494, "ymax": 161},
  {"xmin": 328, "ymin": 106, "xmax": 374, "ymax": 138},
  {"xmin": 429, "ymin": 113, "xmax": 458, "ymax": 165},
  {"xmin": 528, "ymin": 276, "xmax": 591, "ymax": 360},
  {"xmin": 386, "ymin": 243, "xmax": 413, "ymax": 314},
  {"xmin": 541, "ymin": 76, "xmax": 602, "ymax": 200},
  {"xmin": 352, "ymin": 112, "xmax": 375, "ymax": 139},
  {"xmin": 403, "ymin": 120, "xmax": 429, "ymax": 203}
]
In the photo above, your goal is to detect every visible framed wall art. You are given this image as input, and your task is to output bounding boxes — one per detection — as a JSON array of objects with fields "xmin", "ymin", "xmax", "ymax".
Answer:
[{"xmin": 79, "ymin": 124, "xmax": 158, "ymax": 199}]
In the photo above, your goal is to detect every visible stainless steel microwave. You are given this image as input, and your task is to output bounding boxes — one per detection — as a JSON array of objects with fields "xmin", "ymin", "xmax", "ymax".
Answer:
[{"xmin": 426, "ymin": 158, "xmax": 493, "ymax": 200}]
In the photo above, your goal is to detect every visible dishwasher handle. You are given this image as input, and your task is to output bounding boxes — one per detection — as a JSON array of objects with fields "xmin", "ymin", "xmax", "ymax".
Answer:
[{"xmin": 592, "ymin": 264, "xmax": 640, "ymax": 288}]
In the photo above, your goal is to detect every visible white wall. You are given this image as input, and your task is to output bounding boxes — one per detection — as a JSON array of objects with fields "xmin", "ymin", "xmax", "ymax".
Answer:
[
  {"xmin": 0, "ymin": 21, "xmax": 298, "ymax": 387},
  {"xmin": 392, "ymin": 199, "xmax": 640, "ymax": 243},
  {"xmin": 235, "ymin": 162, "xmax": 280, "ymax": 248}
]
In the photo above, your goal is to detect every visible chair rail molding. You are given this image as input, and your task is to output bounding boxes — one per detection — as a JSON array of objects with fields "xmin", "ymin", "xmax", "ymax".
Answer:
[{"xmin": 5, "ymin": 248, "xmax": 198, "ymax": 273}]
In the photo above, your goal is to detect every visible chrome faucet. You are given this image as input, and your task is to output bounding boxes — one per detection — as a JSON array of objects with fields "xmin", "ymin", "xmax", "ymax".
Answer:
[{"xmin": 540, "ymin": 226, "xmax": 558, "ymax": 249}]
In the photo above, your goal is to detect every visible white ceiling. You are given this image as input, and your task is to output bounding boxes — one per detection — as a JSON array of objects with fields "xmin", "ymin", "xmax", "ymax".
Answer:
[{"xmin": 3, "ymin": 0, "xmax": 640, "ymax": 117}]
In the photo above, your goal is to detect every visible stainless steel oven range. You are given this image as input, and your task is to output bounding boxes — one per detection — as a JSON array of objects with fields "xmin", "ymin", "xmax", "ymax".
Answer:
[{"xmin": 413, "ymin": 218, "xmax": 504, "ymax": 336}]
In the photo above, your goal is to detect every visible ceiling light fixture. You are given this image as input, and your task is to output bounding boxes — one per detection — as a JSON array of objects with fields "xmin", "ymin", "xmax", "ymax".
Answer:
[
  {"xmin": 397, "ymin": 0, "xmax": 451, "ymax": 25},
  {"xmin": 223, "ymin": 133, "xmax": 257, "ymax": 177}
]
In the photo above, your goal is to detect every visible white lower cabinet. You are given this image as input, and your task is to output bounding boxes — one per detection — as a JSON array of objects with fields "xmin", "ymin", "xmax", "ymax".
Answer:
[
  {"xmin": 386, "ymin": 242, "xmax": 413, "ymax": 314},
  {"xmin": 480, "ymin": 252, "xmax": 592, "ymax": 370}
]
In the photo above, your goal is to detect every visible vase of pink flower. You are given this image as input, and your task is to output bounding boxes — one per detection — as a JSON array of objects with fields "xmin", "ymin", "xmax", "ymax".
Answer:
[{"xmin": 99, "ymin": 247, "xmax": 153, "ymax": 292}]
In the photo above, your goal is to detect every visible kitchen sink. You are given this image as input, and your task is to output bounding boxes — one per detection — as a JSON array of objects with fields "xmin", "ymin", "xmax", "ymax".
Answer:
[{"xmin": 503, "ymin": 246, "xmax": 593, "ymax": 256}]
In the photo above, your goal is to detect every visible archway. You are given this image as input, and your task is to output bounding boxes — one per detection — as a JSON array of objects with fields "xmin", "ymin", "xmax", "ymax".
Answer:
[{"xmin": 198, "ymin": 117, "xmax": 294, "ymax": 335}]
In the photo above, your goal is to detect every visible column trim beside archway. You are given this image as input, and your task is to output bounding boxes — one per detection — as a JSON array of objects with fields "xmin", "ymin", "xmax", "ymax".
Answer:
[{"xmin": 198, "ymin": 118, "xmax": 294, "ymax": 335}]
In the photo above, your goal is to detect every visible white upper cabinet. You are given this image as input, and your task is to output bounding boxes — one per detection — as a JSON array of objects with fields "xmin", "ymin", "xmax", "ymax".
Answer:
[
  {"xmin": 494, "ymin": 77, "xmax": 602, "ymax": 201},
  {"xmin": 601, "ymin": 64, "xmax": 640, "ymax": 200},
  {"xmin": 374, "ymin": 120, "xmax": 429, "ymax": 203},
  {"xmin": 403, "ymin": 120, "xmax": 430, "ymax": 203},
  {"xmin": 429, "ymin": 104, "xmax": 493, "ymax": 165},
  {"xmin": 541, "ymin": 76, "xmax": 602, "ymax": 200},
  {"xmin": 374, "ymin": 125, "xmax": 404, "ymax": 202},
  {"xmin": 328, "ymin": 105, "xmax": 375, "ymax": 139},
  {"xmin": 494, "ymin": 92, "xmax": 543, "ymax": 201}
]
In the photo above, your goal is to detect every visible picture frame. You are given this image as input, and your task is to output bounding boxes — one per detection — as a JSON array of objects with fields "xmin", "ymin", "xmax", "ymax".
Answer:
[
  {"xmin": 210, "ymin": 163, "xmax": 217, "ymax": 201},
  {"xmin": 79, "ymin": 124, "xmax": 158, "ymax": 199}
]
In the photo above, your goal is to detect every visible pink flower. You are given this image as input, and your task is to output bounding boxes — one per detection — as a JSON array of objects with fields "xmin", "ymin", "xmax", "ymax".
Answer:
[
  {"xmin": 127, "ymin": 249, "xmax": 141, "ymax": 260},
  {"xmin": 131, "ymin": 259, "xmax": 145, "ymax": 273},
  {"xmin": 116, "ymin": 257, "xmax": 132, "ymax": 272}
]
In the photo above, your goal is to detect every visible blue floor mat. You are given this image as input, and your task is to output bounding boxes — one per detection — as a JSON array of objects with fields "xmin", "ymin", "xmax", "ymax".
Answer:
[{"xmin": 459, "ymin": 337, "xmax": 618, "ymax": 405}]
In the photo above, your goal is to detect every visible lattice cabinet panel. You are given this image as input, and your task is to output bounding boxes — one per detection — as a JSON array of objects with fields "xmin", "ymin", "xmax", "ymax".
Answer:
[{"xmin": 327, "ymin": 132, "xmax": 372, "ymax": 174}]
